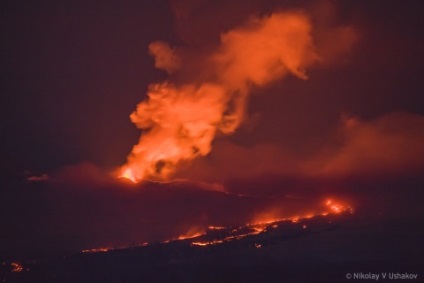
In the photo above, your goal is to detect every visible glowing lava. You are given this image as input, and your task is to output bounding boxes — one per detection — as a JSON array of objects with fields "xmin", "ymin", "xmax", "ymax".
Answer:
[
  {"xmin": 119, "ymin": 168, "xmax": 137, "ymax": 183},
  {"xmin": 80, "ymin": 198, "xmax": 354, "ymax": 253},
  {"xmin": 10, "ymin": 262, "xmax": 23, "ymax": 273},
  {"xmin": 188, "ymin": 198, "xmax": 353, "ymax": 247},
  {"xmin": 325, "ymin": 199, "xmax": 354, "ymax": 214},
  {"xmin": 82, "ymin": 248, "xmax": 111, "ymax": 253},
  {"xmin": 177, "ymin": 229, "xmax": 206, "ymax": 240}
]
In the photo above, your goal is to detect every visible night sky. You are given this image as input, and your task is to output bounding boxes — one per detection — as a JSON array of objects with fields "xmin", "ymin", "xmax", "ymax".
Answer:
[
  {"xmin": 1, "ymin": 1, "xmax": 176, "ymax": 172},
  {"xmin": 1, "ymin": 0, "xmax": 424, "ymax": 266}
]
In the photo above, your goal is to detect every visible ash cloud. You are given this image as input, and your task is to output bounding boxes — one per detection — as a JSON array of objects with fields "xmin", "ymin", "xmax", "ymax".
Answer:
[
  {"xmin": 176, "ymin": 112, "xmax": 424, "ymax": 184},
  {"xmin": 148, "ymin": 41, "xmax": 181, "ymax": 74},
  {"xmin": 303, "ymin": 112, "xmax": 424, "ymax": 178},
  {"xmin": 120, "ymin": 1, "xmax": 356, "ymax": 182}
]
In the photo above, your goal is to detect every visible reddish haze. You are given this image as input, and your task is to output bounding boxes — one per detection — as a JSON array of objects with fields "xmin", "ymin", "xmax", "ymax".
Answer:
[
  {"xmin": 119, "ymin": 10, "xmax": 357, "ymax": 182},
  {"xmin": 1, "ymin": 0, "xmax": 423, "ymax": 263},
  {"xmin": 175, "ymin": 112, "xmax": 424, "ymax": 182}
]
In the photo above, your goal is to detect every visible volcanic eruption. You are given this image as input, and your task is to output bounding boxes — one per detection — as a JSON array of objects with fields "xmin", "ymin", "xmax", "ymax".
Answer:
[
  {"xmin": 2, "ymin": 1, "xmax": 424, "ymax": 282},
  {"xmin": 118, "ymin": 11, "xmax": 319, "ymax": 183}
]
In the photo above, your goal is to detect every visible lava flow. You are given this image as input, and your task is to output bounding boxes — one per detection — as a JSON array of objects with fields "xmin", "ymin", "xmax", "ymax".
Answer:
[
  {"xmin": 190, "ymin": 198, "xmax": 353, "ymax": 247},
  {"xmin": 81, "ymin": 198, "xmax": 353, "ymax": 253}
]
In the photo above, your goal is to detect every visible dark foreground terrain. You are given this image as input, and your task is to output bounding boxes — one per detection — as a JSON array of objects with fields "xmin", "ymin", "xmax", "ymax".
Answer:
[
  {"xmin": 1, "ymin": 175, "xmax": 424, "ymax": 282},
  {"xmin": 2, "ymin": 211, "xmax": 423, "ymax": 283}
]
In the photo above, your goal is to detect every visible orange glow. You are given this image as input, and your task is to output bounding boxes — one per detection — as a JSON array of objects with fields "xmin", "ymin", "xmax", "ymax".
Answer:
[
  {"xmin": 77, "ymin": 197, "xmax": 354, "ymax": 252},
  {"xmin": 208, "ymin": 226, "xmax": 226, "ymax": 230},
  {"xmin": 177, "ymin": 229, "xmax": 205, "ymax": 240},
  {"xmin": 189, "ymin": 199, "xmax": 354, "ymax": 247},
  {"xmin": 118, "ymin": 11, "xmax": 318, "ymax": 182},
  {"xmin": 191, "ymin": 242, "xmax": 209, "ymax": 246},
  {"xmin": 192, "ymin": 240, "xmax": 224, "ymax": 246},
  {"xmin": 304, "ymin": 214, "xmax": 315, "ymax": 219},
  {"xmin": 324, "ymin": 199, "xmax": 354, "ymax": 214},
  {"xmin": 251, "ymin": 197, "xmax": 353, "ymax": 226},
  {"xmin": 11, "ymin": 262, "xmax": 23, "ymax": 273},
  {"xmin": 251, "ymin": 226, "xmax": 266, "ymax": 233},
  {"xmin": 119, "ymin": 168, "xmax": 137, "ymax": 183},
  {"xmin": 82, "ymin": 247, "xmax": 111, "ymax": 253}
]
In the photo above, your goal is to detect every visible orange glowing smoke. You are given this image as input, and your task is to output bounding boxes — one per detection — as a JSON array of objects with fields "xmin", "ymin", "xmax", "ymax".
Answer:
[{"xmin": 119, "ymin": 12, "xmax": 318, "ymax": 182}]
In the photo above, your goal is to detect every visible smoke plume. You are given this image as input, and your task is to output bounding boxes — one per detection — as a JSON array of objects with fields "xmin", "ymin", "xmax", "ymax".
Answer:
[
  {"xmin": 120, "ymin": 11, "xmax": 319, "ymax": 182},
  {"xmin": 148, "ymin": 41, "xmax": 181, "ymax": 74}
]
